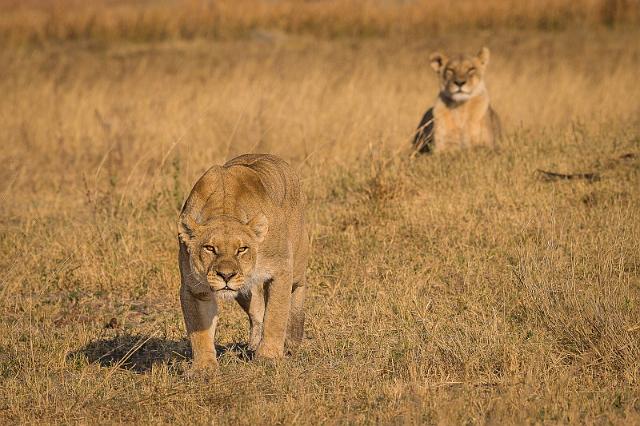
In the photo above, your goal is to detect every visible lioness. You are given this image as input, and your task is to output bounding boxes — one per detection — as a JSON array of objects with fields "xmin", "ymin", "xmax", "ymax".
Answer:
[
  {"xmin": 178, "ymin": 154, "xmax": 309, "ymax": 370},
  {"xmin": 412, "ymin": 47, "xmax": 501, "ymax": 154}
]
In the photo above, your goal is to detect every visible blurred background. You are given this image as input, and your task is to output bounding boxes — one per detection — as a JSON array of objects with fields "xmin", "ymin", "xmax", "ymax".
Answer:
[{"xmin": 1, "ymin": 0, "xmax": 638, "ymax": 43}]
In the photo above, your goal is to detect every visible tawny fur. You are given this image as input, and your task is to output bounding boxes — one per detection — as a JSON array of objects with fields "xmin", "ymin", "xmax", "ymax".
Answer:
[
  {"xmin": 413, "ymin": 47, "xmax": 501, "ymax": 154},
  {"xmin": 178, "ymin": 154, "xmax": 309, "ymax": 370}
]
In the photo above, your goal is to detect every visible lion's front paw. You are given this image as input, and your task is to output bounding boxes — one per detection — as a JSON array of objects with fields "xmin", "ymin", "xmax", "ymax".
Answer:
[
  {"xmin": 248, "ymin": 341, "xmax": 260, "ymax": 353},
  {"xmin": 248, "ymin": 332, "xmax": 262, "ymax": 352},
  {"xmin": 255, "ymin": 343, "xmax": 284, "ymax": 360},
  {"xmin": 188, "ymin": 356, "xmax": 218, "ymax": 377},
  {"xmin": 284, "ymin": 339, "xmax": 302, "ymax": 356}
]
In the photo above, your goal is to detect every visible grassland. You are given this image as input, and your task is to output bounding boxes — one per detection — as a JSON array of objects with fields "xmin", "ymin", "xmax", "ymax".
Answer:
[{"xmin": 0, "ymin": 18, "xmax": 639, "ymax": 425}]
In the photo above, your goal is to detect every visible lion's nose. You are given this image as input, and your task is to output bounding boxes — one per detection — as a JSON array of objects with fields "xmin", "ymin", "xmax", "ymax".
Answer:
[
  {"xmin": 454, "ymin": 80, "xmax": 466, "ymax": 87},
  {"xmin": 216, "ymin": 271, "xmax": 237, "ymax": 283}
]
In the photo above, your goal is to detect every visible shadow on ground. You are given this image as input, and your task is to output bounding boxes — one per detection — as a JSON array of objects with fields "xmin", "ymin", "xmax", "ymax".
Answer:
[{"xmin": 69, "ymin": 334, "xmax": 252, "ymax": 373}]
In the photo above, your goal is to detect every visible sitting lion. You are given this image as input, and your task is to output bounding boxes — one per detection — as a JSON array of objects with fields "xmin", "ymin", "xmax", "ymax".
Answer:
[
  {"xmin": 178, "ymin": 154, "xmax": 309, "ymax": 370},
  {"xmin": 412, "ymin": 47, "xmax": 501, "ymax": 154}
]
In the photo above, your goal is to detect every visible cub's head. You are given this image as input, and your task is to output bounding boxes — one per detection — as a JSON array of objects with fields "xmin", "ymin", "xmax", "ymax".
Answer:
[
  {"xmin": 178, "ymin": 214, "xmax": 268, "ymax": 299},
  {"xmin": 430, "ymin": 47, "xmax": 490, "ymax": 103}
]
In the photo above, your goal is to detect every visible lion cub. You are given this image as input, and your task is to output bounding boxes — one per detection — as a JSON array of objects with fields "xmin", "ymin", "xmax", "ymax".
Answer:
[
  {"xmin": 413, "ymin": 47, "xmax": 501, "ymax": 154},
  {"xmin": 178, "ymin": 154, "xmax": 309, "ymax": 370}
]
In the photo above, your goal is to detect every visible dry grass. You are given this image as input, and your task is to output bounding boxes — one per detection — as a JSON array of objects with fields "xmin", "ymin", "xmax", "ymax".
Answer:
[
  {"xmin": 0, "ymin": 26, "xmax": 639, "ymax": 423},
  {"xmin": 1, "ymin": 0, "xmax": 639, "ymax": 45}
]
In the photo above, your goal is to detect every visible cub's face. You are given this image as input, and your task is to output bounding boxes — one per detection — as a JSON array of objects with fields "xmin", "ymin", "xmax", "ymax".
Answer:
[
  {"xmin": 430, "ymin": 47, "xmax": 490, "ymax": 102},
  {"xmin": 179, "ymin": 215, "xmax": 268, "ymax": 299}
]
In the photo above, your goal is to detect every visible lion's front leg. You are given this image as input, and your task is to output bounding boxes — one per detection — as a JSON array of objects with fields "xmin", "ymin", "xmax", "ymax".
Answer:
[
  {"xmin": 180, "ymin": 286, "xmax": 218, "ymax": 370},
  {"xmin": 236, "ymin": 283, "xmax": 266, "ymax": 352},
  {"xmin": 255, "ymin": 270, "xmax": 292, "ymax": 359}
]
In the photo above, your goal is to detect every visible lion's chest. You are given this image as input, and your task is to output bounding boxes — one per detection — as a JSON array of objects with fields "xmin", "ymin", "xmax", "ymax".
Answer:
[
  {"xmin": 433, "ymin": 101, "xmax": 490, "ymax": 151},
  {"xmin": 241, "ymin": 269, "xmax": 272, "ymax": 294},
  {"xmin": 434, "ymin": 108, "xmax": 470, "ymax": 149}
]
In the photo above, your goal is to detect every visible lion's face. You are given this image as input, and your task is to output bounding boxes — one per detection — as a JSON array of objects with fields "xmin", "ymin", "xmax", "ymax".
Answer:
[
  {"xmin": 430, "ymin": 47, "xmax": 490, "ymax": 103},
  {"xmin": 179, "ymin": 215, "xmax": 268, "ymax": 299}
]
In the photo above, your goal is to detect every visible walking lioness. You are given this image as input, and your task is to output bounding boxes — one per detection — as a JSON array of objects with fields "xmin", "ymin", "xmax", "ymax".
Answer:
[
  {"xmin": 412, "ymin": 47, "xmax": 501, "ymax": 154},
  {"xmin": 178, "ymin": 154, "xmax": 309, "ymax": 370}
]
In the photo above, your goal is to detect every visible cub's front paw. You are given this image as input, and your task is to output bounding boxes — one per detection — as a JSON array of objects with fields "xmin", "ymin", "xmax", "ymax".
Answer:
[{"xmin": 255, "ymin": 344, "xmax": 284, "ymax": 360}]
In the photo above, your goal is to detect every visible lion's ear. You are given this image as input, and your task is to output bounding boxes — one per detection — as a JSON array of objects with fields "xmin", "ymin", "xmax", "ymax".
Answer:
[
  {"xmin": 178, "ymin": 215, "xmax": 199, "ymax": 245},
  {"xmin": 477, "ymin": 47, "xmax": 490, "ymax": 67},
  {"xmin": 429, "ymin": 52, "xmax": 447, "ymax": 73},
  {"xmin": 248, "ymin": 214, "xmax": 269, "ymax": 243}
]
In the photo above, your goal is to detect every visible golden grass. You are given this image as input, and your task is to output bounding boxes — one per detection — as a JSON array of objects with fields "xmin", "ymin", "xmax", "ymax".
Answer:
[
  {"xmin": 0, "ymin": 28, "xmax": 639, "ymax": 423},
  {"xmin": 1, "ymin": 0, "xmax": 639, "ymax": 45}
]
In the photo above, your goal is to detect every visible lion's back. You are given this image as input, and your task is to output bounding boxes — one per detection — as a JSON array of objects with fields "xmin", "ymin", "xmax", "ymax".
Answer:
[
  {"xmin": 180, "ymin": 154, "xmax": 303, "ymax": 223},
  {"xmin": 224, "ymin": 154, "xmax": 304, "ymax": 209}
]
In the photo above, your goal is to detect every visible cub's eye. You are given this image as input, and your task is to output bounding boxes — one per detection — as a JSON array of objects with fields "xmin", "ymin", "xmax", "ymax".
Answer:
[
  {"xmin": 445, "ymin": 69, "xmax": 453, "ymax": 78},
  {"xmin": 468, "ymin": 68, "xmax": 476, "ymax": 75},
  {"xmin": 203, "ymin": 245, "xmax": 217, "ymax": 254},
  {"xmin": 237, "ymin": 246, "xmax": 248, "ymax": 255}
]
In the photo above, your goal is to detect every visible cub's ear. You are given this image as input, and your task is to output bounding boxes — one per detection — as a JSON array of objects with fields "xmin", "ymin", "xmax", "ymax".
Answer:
[
  {"xmin": 178, "ymin": 216, "xmax": 198, "ymax": 245},
  {"xmin": 248, "ymin": 214, "xmax": 269, "ymax": 243},
  {"xmin": 429, "ymin": 51, "xmax": 447, "ymax": 73},
  {"xmin": 477, "ymin": 47, "xmax": 490, "ymax": 67}
]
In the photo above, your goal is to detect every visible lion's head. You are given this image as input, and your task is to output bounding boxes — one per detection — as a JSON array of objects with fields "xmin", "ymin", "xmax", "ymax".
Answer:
[
  {"xmin": 178, "ymin": 214, "xmax": 268, "ymax": 299},
  {"xmin": 430, "ymin": 47, "xmax": 490, "ymax": 103}
]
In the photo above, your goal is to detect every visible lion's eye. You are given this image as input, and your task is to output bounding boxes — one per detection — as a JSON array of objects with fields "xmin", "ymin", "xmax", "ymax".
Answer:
[
  {"xmin": 445, "ymin": 69, "xmax": 453, "ymax": 78},
  {"xmin": 468, "ymin": 68, "xmax": 476, "ymax": 75},
  {"xmin": 237, "ymin": 246, "xmax": 248, "ymax": 255},
  {"xmin": 203, "ymin": 245, "xmax": 217, "ymax": 254}
]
